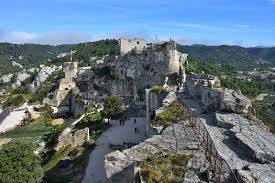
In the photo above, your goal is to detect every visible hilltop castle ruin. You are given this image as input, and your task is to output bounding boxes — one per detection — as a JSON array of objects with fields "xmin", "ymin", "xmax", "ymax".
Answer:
[{"xmin": 42, "ymin": 38, "xmax": 275, "ymax": 183}]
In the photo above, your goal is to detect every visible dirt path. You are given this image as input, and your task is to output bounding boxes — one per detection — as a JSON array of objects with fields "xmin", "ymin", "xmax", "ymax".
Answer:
[{"xmin": 82, "ymin": 117, "xmax": 147, "ymax": 183}]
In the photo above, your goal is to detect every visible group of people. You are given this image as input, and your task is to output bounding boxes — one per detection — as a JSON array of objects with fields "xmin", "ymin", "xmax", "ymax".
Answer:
[
  {"xmin": 119, "ymin": 116, "xmax": 128, "ymax": 126},
  {"xmin": 119, "ymin": 117, "xmax": 141, "ymax": 134}
]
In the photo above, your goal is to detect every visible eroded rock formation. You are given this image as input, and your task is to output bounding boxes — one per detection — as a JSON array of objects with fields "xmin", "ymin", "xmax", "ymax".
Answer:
[{"xmin": 54, "ymin": 127, "xmax": 89, "ymax": 151}]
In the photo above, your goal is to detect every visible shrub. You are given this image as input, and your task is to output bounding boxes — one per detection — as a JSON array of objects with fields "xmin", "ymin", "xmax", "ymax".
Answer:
[
  {"xmin": 101, "ymin": 95, "xmax": 125, "ymax": 122},
  {"xmin": 140, "ymin": 154, "xmax": 190, "ymax": 183},
  {"xmin": 12, "ymin": 88, "xmax": 31, "ymax": 95},
  {"xmin": 151, "ymin": 86, "xmax": 165, "ymax": 94},
  {"xmin": 154, "ymin": 100, "xmax": 186, "ymax": 128},
  {"xmin": 3, "ymin": 94, "xmax": 25, "ymax": 108},
  {"xmin": 0, "ymin": 142, "xmax": 44, "ymax": 183}
]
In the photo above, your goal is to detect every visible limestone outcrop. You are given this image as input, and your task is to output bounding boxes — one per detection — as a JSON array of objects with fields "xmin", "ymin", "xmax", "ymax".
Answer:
[
  {"xmin": 215, "ymin": 113, "xmax": 275, "ymax": 164},
  {"xmin": 11, "ymin": 61, "xmax": 23, "ymax": 68},
  {"xmin": 0, "ymin": 73, "xmax": 13, "ymax": 83},
  {"xmin": 12, "ymin": 71, "xmax": 31, "ymax": 88},
  {"xmin": 30, "ymin": 65, "xmax": 62, "ymax": 89},
  {"xmin": 104, "ymin": 121, "xmax": 206, "ymax": 183},
  {"xmin": 94, "ymin": 41, "xmax": 188, "ymax": 101},
  {"xmin": 186, "ymin": 73, "xmax": 252, "ymax": 114},
  {"xmin": 54, "ymin": 127, "xmax": 89, "ymax": 151}
]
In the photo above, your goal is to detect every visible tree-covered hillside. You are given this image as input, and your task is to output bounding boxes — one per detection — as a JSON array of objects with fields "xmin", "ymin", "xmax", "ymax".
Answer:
[
  {"xmin": 0, "ymin": 40, "xmax": 119, "ymax": 74},
  {"xmin": 178, "ymin": 44, "xmax": 275, "ymax": 70},
  {"xmin": 0, "ymin": 43, "xmax": 75, "ymax": 74},
  {"xmin": 1, "ymin": 40, "xmax": 275, "ymax": 75}
]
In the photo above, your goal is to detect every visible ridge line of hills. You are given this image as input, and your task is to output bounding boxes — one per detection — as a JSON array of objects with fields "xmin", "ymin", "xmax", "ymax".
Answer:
[{"xmin": 0, "ymin": 40, "xmax": 275, "ymax": 75}]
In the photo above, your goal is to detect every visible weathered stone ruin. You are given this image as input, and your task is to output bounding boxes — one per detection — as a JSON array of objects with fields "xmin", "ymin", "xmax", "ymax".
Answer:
[
  {"xmin": 104, "ymin": 89, "xmax": 209, "ymax": 183},
  {"xmin": 119, "ymin": 38, "xmax": 148, "ymax": 55},
  {"xmin": 186, "ymin": 72, "xmax": 252, "ymax": 114},
  {"xmin": 102, "ymin": 47, "xmax": 275, "ymax": 183},
  {"xmin": 37, "ymin": 38, "xmax": 275, "ymax": 183},
  {"xmin": 43, "ymin": 62, "xmax": 85, "ymax": 118},
  {"xmin": 94, "ymin": 40, "xmax": 188, "ymax": 101}
]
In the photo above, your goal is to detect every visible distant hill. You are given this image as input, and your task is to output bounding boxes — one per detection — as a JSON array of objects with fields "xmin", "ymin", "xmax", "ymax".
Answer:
[
  {"xmin": 1, "ymin": 40, "xmax": 275, "ymax": 75},
  {"xmin": 0, "ymin": 43, "xmax": 76, "ymax": 74},
  {"xmin": 178, "ymin": 44, "xmax": 275, "ymax": 70}
]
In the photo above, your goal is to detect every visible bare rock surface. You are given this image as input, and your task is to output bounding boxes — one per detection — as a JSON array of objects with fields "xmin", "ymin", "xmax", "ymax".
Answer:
[
  {"xmin": 104, "ymin": 121, "xmax": 208, "ymax": 183},
  {"xmin": 181, "ymin": 97, "xmax": 275, "ymax": 183},
  {"xmin": 216, "ymin": 113, "xmax": 275, "ymax": 163},
  {"xmin": 54, "ymin": 127, "xmax": 89, "ymax": 151},
  {"xmin": 11, "ymin": 61, "xmax": 23, "ymax": 68},
  {"xmin": 31, "ymin": 65, "xmax": 62, "ymax": 88},
  {"xmin": 0, "ymin": 73, "xmax": 13, "ymax": 83}
]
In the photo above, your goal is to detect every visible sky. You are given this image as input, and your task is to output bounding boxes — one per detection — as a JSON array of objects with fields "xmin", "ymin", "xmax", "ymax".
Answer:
[{"xmin": 0, "ymin": 0, "xmax": 275, "ymax": 46}]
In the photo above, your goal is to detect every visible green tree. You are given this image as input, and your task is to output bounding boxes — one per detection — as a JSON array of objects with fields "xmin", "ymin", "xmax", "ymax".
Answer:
[
  {"xmin": 3, "ymin": 94, "xmax": 25, "ymax": 108},
  {"xmin": 0, "ymin": 142, "xmax": 44, "ymax": 183},
  {"xmin": 101, "ymin": 95, "xmax": 125, "ymax": 123}
]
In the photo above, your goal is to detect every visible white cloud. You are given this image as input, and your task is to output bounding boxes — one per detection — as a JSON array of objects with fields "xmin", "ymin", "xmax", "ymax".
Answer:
[
  {"xmin": 0, "ymin": 31, "xmax": 37, "ymax": 43},
  {"xmin": 161, "ymin": 22, "xmax": 231, "ymax": 31},
  {"xmin": 175, "ymin": 37, "xmax": 224, "ymax": 46},
  {"xmin": 0, "ymin": 30, "xmax": 92, "ymax": 45},
  {"xmin": 36, "ymin": 32, "xmax": 92, "ymax": 45}
]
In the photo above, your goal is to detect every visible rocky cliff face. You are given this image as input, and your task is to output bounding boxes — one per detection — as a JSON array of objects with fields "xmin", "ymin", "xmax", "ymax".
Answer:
[{"xmin": 93, "ymin": 42, "xmax": 188, "ymax": 101}]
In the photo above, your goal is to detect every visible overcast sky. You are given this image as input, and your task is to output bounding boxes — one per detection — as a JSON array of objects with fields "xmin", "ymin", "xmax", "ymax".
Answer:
[{"xmin": 1, "ymin": 0, "xmax": 275, "ymax": 46}]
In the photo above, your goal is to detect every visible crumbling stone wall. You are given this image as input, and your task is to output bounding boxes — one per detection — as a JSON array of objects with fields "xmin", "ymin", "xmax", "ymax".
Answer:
[
  {"xmin": 186, "ymin": 73, "xmax": 252, "ymax": 114},
  {"xmin": 44, "ymin": 62, "xmax": 86, "ymax": 118}
]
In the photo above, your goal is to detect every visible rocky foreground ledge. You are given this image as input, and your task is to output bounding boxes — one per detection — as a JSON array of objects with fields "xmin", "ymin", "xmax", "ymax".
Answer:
[{"xmin": 104, "ymin": 120, "xmax": 212, "ymax": 183}]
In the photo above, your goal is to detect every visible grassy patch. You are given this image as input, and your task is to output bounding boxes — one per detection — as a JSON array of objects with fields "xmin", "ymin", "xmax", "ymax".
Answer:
[
  {"xmin": 154, "ymin": 100, "xmax": 186, "ymax": 128},
  {"xmin": 43, "ymin": 145, "xmax": 72, "ymax": 172},
  {"xmin": 76, "ymin": 112, "xmax": 110, "ymax": 139},
  {"xmin": 3, "ymin": 94, "xmax": 25, "ymax": 108},
  {"xmin": 151, "ymin": 86, "xmax": 165, "ymax": 94},
  {"xmin": 0, "ymin": 117, "xmax": 54, "ymax": 139},
  {"xmin": 140, "ymin": 154, "xmax": 190, "ymax": 183}
]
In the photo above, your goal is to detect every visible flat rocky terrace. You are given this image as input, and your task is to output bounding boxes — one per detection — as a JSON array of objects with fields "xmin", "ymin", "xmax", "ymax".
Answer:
[
  {"xmin": 104, "ymin": 120, "xmax": 212, "ymax": 183},
  {"xmin": 180, "ymin": 96, "xmax": 275, "ymax": 182}
]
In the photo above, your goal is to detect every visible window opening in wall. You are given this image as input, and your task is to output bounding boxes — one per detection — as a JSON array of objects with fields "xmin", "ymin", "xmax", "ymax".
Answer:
[{"xmin": 137, "ymin": 41, "xmax": 140, "ymax": 44}]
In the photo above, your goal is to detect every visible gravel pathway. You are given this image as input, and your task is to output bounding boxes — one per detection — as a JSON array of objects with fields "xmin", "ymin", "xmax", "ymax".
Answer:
[{"xmin": 82, "ymin": 117, "xmax": 147, "ymax": 183}]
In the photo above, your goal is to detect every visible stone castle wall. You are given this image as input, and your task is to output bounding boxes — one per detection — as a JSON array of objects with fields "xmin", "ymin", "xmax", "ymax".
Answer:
[{"xmin": 119, "ymin": 38, "xmax": 147, "ymax": 55}]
